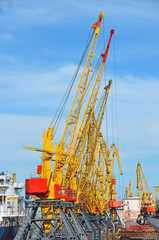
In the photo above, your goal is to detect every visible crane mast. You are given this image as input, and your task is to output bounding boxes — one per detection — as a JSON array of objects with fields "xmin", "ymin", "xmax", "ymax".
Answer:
[
  {"xmin": 63, "ymin": 29, "xmax": 114, "ymax": 190},
  {"xmin": 54, "ymin": 12, "xmax": 104, "ymax": 186}
]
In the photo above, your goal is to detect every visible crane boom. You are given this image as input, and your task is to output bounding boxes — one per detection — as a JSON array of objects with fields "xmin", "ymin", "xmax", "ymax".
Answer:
[
  {"xmin": 60, "ymin": 12, "xmax": 104, "ymax": 151},
  {"xmin": 54, "ymin": 13, "xmax": 104, "ymax": 185},
  {"xmin": 63, "ymin": 29, "xmax": 114, "ymax": 189}
]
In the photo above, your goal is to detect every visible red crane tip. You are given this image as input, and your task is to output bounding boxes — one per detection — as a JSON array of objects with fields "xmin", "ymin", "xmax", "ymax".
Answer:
[{"xmin": 110, "ymin": 29, "xmax": 115, "ymax": 35}]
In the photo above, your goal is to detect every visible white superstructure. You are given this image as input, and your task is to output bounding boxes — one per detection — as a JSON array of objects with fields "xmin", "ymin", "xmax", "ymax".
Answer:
[
  {"xmin": 118, "ymin": 197, "xmax": 140, "ymax": 221},
  {"xmin": 0, "ymin": 171, "xmax": 24, "ymax": 223},
  {"xmin": 123, "ymin": 197, "xmax": 140, "ymax": 212}
]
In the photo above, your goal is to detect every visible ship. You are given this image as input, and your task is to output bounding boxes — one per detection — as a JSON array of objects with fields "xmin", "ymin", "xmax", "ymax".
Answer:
[{"xmin": 0, "ymin": 171, "xmax": 24, "ymax": 240}]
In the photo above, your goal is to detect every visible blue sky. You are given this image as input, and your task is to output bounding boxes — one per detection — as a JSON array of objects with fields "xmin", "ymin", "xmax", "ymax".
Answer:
[{"xmin": 0, "ymin": 0, "xmax": 159, "ymax": 199}]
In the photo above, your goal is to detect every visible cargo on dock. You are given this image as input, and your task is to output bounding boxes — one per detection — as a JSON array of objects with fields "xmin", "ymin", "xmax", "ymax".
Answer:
[{"xmin": 119, "ymin": 225, "xmax": 159, "ymax": 240}]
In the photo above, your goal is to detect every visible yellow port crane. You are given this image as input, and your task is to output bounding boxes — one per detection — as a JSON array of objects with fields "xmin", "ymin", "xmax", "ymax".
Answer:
[{"xmin": 136, "ymin": 162, "xmax": 154, "ymax": 225}]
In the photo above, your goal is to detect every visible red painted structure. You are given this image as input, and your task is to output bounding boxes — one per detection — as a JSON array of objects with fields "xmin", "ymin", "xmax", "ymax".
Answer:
[
  {"xmin": 109, "ymin": 199, "xmax": 122, "ymax": 208},
  {"xmin": 25, "ymin": 178, "xmax": 48, "ymax": 195},
  {"xmin": 37, "ymin": 165, "xmax": 42, "ymax": 174}
]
